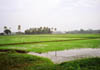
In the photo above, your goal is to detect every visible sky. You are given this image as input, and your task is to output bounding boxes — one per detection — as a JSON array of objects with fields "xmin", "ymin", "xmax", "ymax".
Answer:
[{"xmin": 0, "ymin": 0, "xmax": 100, "ymax": 32}]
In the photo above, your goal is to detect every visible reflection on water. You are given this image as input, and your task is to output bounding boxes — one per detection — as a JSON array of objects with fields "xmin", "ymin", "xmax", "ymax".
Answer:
[{"xmin": 28, "ymin": 48, "xmax": 100, "ymax": 64}]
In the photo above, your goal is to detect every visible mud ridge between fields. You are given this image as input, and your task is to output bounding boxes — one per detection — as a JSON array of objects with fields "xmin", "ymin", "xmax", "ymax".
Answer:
[
  {"xmin": 0, "ymin": 38, "xmax": 99, "ymax": 46},
  {"xmin": 0, "ymin": 49, "xmax": 28, "ymax": 53}
]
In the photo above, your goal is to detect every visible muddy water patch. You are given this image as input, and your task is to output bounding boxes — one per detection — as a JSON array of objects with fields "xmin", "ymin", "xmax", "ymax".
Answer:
[{"xmin": 28, "ymin": 48, "xmax": 100, "ymax": 64}]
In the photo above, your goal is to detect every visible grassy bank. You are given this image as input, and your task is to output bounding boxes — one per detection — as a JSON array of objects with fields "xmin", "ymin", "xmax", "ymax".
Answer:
[
  {"xmin": 0, "ymin": 52, "xmax": 54, "ymax": 70},
  {"xmin": 56, "ymin": 57, "xmax": 100, "ymax": 70},
  {"xmin": 0, "ymin": 52, "xmax": 100, "ymax": 70}
]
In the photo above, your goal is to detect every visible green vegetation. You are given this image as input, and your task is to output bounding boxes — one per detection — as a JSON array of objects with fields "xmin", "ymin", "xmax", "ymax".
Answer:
[
  {"xmin": 0, "ymin": 34, "xmax": 100, "ymax": 44},
  {"xmin": 25, "ymin": 27, "xmax": 54, "ymax": 34},
  {"xmin": 0, "ymin": 39, "xmax": 100, "ymax": 53},
  {"xmin": 0, "ymin": 34, "xmax": 100, "ymax": 53},
  {"xmin": 0, "ymin": 52, "xmax": 100, "ymax": 70},
  {"xmin": 56, "ymin": 57, "xmax": 100, "ymax": 70},
  {"xmin": 0, "ymin": 52, "xmax": 54, "ymax": 70},
  {"xmin": 0, "ymin": 34, "xmax": 100, "ymax": 70}
]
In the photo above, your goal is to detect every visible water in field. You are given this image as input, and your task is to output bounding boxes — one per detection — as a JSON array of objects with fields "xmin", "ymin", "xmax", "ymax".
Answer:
[{"xmin": 28, "ymin": 48, "xmax": 100, "ymax": 64}]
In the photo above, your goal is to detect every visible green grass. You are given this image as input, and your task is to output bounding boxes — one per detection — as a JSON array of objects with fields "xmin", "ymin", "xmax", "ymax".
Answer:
[
  {"xmin": 0, "ymin": 52, "xmax": 54, "ymax": 70},
  {"xmin": 0, "ymin": 52, "xmax": 100, "ymax": 70},
  {"xmin": 0, "ymin": 39, "xmax": 100, "ymax": 53},
  {"xmin": 56, "ymin": 58, "xmax": 100, "ymax": 70},
  {"xmin": 0, "ymin": 34, "xmax": 78, "ymax": 44},
  {"xmin": 0, "ymin": 34, "xmax": 100, "ymax": 53},
  {"xmin": 0, "ymin": 34, "xmax": 100, "ymax": 44}
]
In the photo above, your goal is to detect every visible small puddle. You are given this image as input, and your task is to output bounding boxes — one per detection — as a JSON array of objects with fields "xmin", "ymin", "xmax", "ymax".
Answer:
[{"xmin": 28, "ymin": 48, "xmax": 100, "ymax": 64}]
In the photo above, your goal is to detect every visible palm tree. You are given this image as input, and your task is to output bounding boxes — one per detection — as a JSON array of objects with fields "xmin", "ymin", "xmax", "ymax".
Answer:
[{"xmin": 18, "ymin": 25, "xmax": 21, "ymax": 32}]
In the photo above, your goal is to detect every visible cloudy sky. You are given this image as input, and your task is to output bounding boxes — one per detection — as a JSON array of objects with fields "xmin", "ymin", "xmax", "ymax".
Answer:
[{"xmin": 0, "ymin": 0, "xmax": 100, "ymax": 32}]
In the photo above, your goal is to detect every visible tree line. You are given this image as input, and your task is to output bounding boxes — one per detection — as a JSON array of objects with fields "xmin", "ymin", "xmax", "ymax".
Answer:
[
  {"xmin": 0, "ymin": 25, "xmax": 57, "ymax": 35},
  {"xmin": 66, "ymin": 29, "xmax": 100, "ymax": 34},
  {"xmin": 25, "ymin": 27, "xmax": 56, "ymax": 34}
]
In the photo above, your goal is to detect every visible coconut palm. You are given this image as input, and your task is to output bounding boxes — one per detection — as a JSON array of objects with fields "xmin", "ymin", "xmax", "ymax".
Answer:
[{"xmin": 18, "ymin": 25, "xmax": 21, "ymax": 32}]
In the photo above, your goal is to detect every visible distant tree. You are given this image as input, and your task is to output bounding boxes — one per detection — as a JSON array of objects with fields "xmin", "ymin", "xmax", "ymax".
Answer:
[
  {"xmin": 80, "ymin": 29, "xmax": 84, "ymax": 33},
  {"xmin": 18, "ymin": 25, "xmax": 21, "ymax": 32},
  {"xmin": 25, "ymin": 27, "xmax": 53, "ymax": 34},
  {"xmin": 4, "ymin": 26, "xmax": 7, "ymax": 30},
  {"xmin": 0, "ymin": 33, "xmax": 4, "ymax": 35},
  {"xmin": 4, "ymin": 26, "xmax": 11, "ymax": 35},
  {"xmin": 4, "ymin": 29, "xmax": 11, "ymax": 35},
  {"xmin": 54, "ymin": 28, "xmax": 57, "ymax": 31}
]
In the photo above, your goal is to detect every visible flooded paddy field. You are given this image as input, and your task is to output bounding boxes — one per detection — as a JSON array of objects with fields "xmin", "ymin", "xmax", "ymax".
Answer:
[
  {"xmin": 0, "ymin": 34, "xmax": 100, "ymax": 70},
  {"xmin": 28, "ymin": 48, "xmax": 100, "ymax": 64}
]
